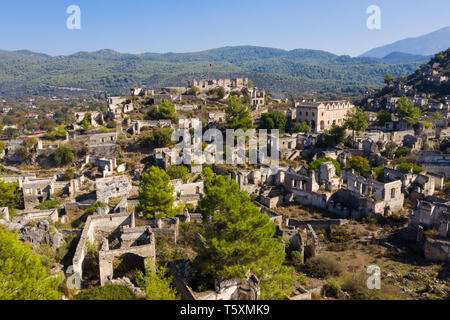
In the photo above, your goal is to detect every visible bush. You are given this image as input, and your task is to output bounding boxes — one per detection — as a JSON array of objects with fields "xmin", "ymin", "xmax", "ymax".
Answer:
[
  {"xmin": 308, "ymin": 157, "xmax": 342, "ymax": 177},
  {"xmin": 64, "ymin": 168, "xmax": 75, "ymax": 181},
  {"xmin": 394, "ymin": 147, "xmax": 411, "ymax": 158},
  {"xmin": 73, "ymin": 284, "xmax": 136, "ymax": 300},
  {"xmin": 53, "ymin": 145, "xmax": 75, "ymax": 166},
  {"xmin": 325, "ymin": 279, "xmax": 342, "ymax": 298},
  {"xmin": 290, "ymin": 250, "xmax": 304, "ymax": 266},
  {"xmin": 38, "ymin": 200, "xmax": 61, "ymax": 210},
  {"xmin": 304, "ymin": 256, "xmax": 342, "ymax": 279}
]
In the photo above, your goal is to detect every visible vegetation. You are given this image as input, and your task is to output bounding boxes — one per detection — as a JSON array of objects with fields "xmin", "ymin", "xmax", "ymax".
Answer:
[
  {"xmin": 0, "ymin": 228, "xmax": 61, "ymax": 300},
  {"xmin": 195, "ymin": 175, "xmax": 300, "ymax": 299},
  {"xmin": 308, "ymin": 157, "xmax": 342, "ymax": 177},
  {"xmin": 73, "ymin": 284, "xmax": 136, "ymax": 300},
  {"xmin": 347, "ymin": 156, "xmax": 371, "ymax": 177},
  {"xmin": 138, "ymin": 166, "xmax": 182, "ymax": 219},
  {"xmin": 377, "ymin": 110, "xmax": 392, "ymax": 126},
  {"xmin": 0, "ymin": 180, "xmax": 22, "ymax": 211},
  {"xmin": 225, "ymin": 96, "xmax": 253, "ymax": 131},
  {"xmin": 260, "ymin": 111, "xmax": 287, "ymax": 131},
  {"xmin": 304, "ymin": 256, "xmax": 343, "ymax": 279},
  {"xmin": 396, "ymin": 163, "xmax": 424, "ymax": 174},
  {"xmin": 148, "ymin": 100, "xmax": 176, "ymax": 120},
  {"xmin": 397, "ymin": 95, "xmax": 422, "ymax": 119},
  {"xmin": 141, "ymin": 128, "xmax": 174, "ymax": 148},
  {"xmin": 292, "ymin": 121, "xmax": 311, "ymax": 133},
  {"xmin": 136, "ymin": 263, "xmax": 180, "ymax": 300},
  {"xmin": 38, "ymin": 200, "xmax": 61, "ymax": 210},
  {"xmin": 166, "ymin": 165, "xmax": 189, "ymax": 183},
  {"xmin": 344, "ymin": 108, "xmax": 369, "ymax": 148},
  {"xmin": 53, "ymin": 145, "xmax": 75, "ymax": 166},
  {"xmin": 320, "ymin": 125, "xmax": 346, "ymax": 147}
]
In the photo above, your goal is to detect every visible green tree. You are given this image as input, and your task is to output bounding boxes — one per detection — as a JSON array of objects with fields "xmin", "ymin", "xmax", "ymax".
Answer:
[
  {"xmin": 4, "ymin": 128, "xmax": 19, "ymax": 140},
  {"xmin": 397, "ymin": 95, "xmax": 422, "ymax": 119},
  {"xmin": 141, "ymin": 128, "xmax": 174, "ymax": 148},
  {"xmin": 190, "ymin": 86, "xmax": 200, "ymax": 96},
  {"xmin": 292, "ymin": 121, "xmax": 311, "ymax": 133},
  {"xmin": 166, "ymin": 165, "xmax": 189, "ymax": 183},
  {"xmin": 0, "ymin": 228, "xmax": 61, "ymax": 300},
  {"xmin": 216, "ymin": 86, "xmax": 226, "ymax": 99},
  {"xmin": 81, "ymin": 119, "xmax": 91, "ymax": 131},
  {"xmin": 39, "ymin": 200, "xmax": 61, "ymax": 210},
  {"xmin": 347, "ymin": 156, "xmax": 371, "ymax": 177},
  {"xmin": 156, "ymin": 100, "xmax": 176, "ymax": 119},
  {"xmin": 138, "ymin": 166, "xmax": 182, "ymax": 219},
  {"xmin": 308, "ymin": 157, "xmax": 342, "ymax": 177},
  {"xmin": 344, "ymin": 108, "xmax": 368, "ymax": 148},
  {"xmin": 396, "ymin": 163, "xmax": 424, "ymax": 174},
  {"xmin": 384, "ymin": 142, "xmax": 398, "ymax": 158},
  {"xmin": 64, "ymin": 168, "xmax": 75, "ymax": 181},
  {"xmin": 384, "ymin": 72, "xmax": 394, "ymax": 84},
  {"xmin": 201, "ymin": 166, "xmax": 215, "ymax": 187},
  {"xmin": 225, "ymin": 96, "xmax": 253, "ymax": 130},
  {"xmin": 53, "ymin": 145, "xmax": 74, "ymax": 166},
  {"xmin": 321, "ymin": 125, "xmax": 346, "ymax": 147},
  {"xmin": 0, "ymin": 180, "xmax": 22, "ymax": 210},
  {"xmin": 194, "ymin": 176, "xmax": 296, "ymax": 299},
  {"xmin": 260, "ymin": 111, "xmax": 287, "ymax": 131},
  {"xmin": 377, "ymin": 110, "xmax": 392, "ymax": 127},
  {"xmin": 395, "ymin": 147, "xmax": 412, "ymax": 158},
  {"xmin": 136, "ymin": 263, "xmax": 180, "ymax": 300}
]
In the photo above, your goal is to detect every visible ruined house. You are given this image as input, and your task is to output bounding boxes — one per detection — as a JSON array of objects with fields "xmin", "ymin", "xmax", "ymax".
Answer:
[{"xmin": 95, "ymin": 176, "xmax": 132, "ymax": 203}]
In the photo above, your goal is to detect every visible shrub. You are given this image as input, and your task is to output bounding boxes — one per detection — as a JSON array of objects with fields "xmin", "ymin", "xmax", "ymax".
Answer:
[
  {"xmin": 290, "ymin": 250, "xmax": 304, "ymax": 266},
  {"xmin": 38, "ymin": 200, "xmax": 61, "ymax": 210},
  {"xmin": 325, "ymin": 279, "xmax": 342, "ymax": 298},
  {"xmin": 304, "ymin": 256, "xmax": 342, "ymax": 279},
  {"xmin": 73, "ymin": 284, "xmax": 136, "ymax": 300},
  {"xmin": 308, "ymin": 157, "xmax": 342, "ymax": 177},
  {"xmin": 64, "ymin": 168, "xmax": 75, "ymax": 181}
]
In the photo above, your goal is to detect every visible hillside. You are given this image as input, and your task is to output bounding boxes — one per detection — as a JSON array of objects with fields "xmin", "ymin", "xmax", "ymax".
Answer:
[
  {"xmin": 0, "ymin": 46, "xmax": 427, "ymax": 99},
  {"xmin": 360, "ymin": 49, "xmax": 450, "ymax": 108},
  {"xmin": 361, "ymin": 26, "xmax": 450, "ymax": 58}
]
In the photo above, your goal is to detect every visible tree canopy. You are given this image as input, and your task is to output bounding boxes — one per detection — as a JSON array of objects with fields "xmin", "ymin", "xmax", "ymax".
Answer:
[
  {"xmin": 53, "ymin": 145, "xmax": 75, "ymax": 166},
  {"xmin": 0, "ymin": 228, "xmax": 61, "ymax": 300},
  {"xmin": 292, "ymin": 121, "xmax": 311, "ymax": 133},
  {"xmin": 136, "ymin": 263, "xmax": 180, "ymax": 300},
  {"xmin": 260, "ymin": 111, "xmax": 287, "ymax": 131},
  {"xmin": 166, "ymin": 165, "xmax": 189, "ymax": 183},
  {"xmin": 194, "ymin": 175, "xmax": 298, "ymax": 299},
  {"xmin": 0, "ymin": 179, "xmax": 22, "ymax": 210},
  {"xmin": 397, "ymin": 95, "xmax": 422, "ymax": 119},
  {"xmin": 347, "ymin": 156, "xmax": 371, "ymax": 177},
  {"xmin": 225, "ymin": 96, "xmax": 253, "ymax": 131},
  {"xmin": 138, "ymin": 166, "xmax": 182, "ymax": 219}
]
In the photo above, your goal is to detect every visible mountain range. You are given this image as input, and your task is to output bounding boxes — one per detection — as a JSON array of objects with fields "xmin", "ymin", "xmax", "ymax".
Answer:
[
  {"xmin": 361, "ymin": 26, "xmax": 450, "ymax": 58},
  {"xmin": 1, "ymin": 27, "xmax": 449, "ymax": 99}
]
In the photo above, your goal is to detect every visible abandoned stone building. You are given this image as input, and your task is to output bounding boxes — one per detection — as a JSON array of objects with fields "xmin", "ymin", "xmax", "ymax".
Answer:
[
  {"xmin": 171, "ymin": 179, "xmax": 204, "ymax": 206},
  {"xmin": 22, "ymin": 178, "xmax": 55, "ymax": 210},
  {"xmin": 408, "ymin": 199, "xmax": 450, "ymax": 261},
  {"xmin": 344, "ymin": 170, "xmax": 404, "ymax": 217},
  {"xmin": 95, "ymin": 176, "xmax": 132, "ymax": 203},
  {"xmin": 72, "ymin": 212, "xmax": 156, "ymax": 287},
  {"xmin": 188, "ymin": 77, "xmax": 249, "ymax": 93},
  {"xmin": 289, "ymin": 100, "xmax": 354, "ymax": 133},
  {"xmin": 84, "ymin": 155, "xmax": 126, "ymax": 177},
  {"xmin": 74, "ymin": 111, "xmax": 104, "ymax": 127}
]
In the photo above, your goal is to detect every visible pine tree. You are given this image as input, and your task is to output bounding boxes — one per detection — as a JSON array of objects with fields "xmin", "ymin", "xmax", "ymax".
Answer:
[
  {"xmin": 194, "ymin": 176, "xmax": 296, "ymax": 298},
  {"xmin": 0, "ymin": 228, "xmax": 61, "ymax": 300},
  {"xmin": 137, "ymin": 166, "xmax": 182, "ymax": 219}
]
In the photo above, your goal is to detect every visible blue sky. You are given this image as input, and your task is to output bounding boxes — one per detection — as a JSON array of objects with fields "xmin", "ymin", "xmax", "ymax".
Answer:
[{"xmin": 0, "ymin": 0, "xmax": 449, "ymax": 56}]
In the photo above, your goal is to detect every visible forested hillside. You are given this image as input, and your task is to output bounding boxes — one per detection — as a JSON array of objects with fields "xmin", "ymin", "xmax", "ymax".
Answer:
[{"xmin": 0, "ymin": 46, "xmax": 427, "ymax": 98}]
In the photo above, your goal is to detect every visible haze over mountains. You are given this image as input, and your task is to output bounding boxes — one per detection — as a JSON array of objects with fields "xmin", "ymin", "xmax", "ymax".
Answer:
[{"xmin": 0, "ymin": 27, "xmax": 449, "ymax": 99}]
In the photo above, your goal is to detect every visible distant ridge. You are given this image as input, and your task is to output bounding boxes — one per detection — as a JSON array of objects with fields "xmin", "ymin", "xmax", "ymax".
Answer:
[{"xmin": 361, "ymin": 26, "xmax": 450, "ymax": 58}]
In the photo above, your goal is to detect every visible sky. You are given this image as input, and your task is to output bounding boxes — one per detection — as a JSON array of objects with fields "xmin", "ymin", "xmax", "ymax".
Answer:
[{"xmin": 0, "ymin": 0, "xmax": 449, "ymax": 57}]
